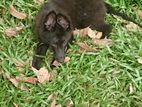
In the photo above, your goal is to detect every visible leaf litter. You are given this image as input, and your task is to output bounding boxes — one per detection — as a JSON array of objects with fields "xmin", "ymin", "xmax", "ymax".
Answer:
[
  {"xmin": 52, "ymin": 57, "xmax": 70, "ymax": 67},
  {"xmin": 4, "ymin": 25, "xmax": 24, "ymax": 37},
  {"xmin": 5, "ymin": 73, "xmax": 29, "ymax": 91},
  {"xmin": 65, "ymin": 99, "xmax": 73, "ymax": 107},
  {"xmin": 31, "ymin": 67, "xmax": 57, "ymax": 84},
  {"xmin": 9, "ymin": 5, "xmax": 27, "ymax": 20},
  {"xmin": 73, "ymin": 27, "xmax": 112, "ymax": 49},
  {"xmin": 47, "ymin": 93, "xmax": 62, "ymax": 107},
  {"xmin": 77, "ymin": 42, "xmax": 97, "ymax": 52}
]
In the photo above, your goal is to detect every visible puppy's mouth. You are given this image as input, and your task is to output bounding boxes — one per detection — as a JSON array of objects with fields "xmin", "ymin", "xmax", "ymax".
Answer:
[{"xmin": 56, "ymin": 57, "xmax": 65, "ymax": 63}]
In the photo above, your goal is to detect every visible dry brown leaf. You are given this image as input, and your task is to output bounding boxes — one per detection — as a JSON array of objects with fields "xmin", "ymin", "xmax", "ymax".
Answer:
[
  {"xmin": 31, "ymin": 67, "xmax": 51, "ymax": 84},
  {"xmin": 73, "ymin": 29, "xmax": 80, "ymax": 36},
  {"xmin": 73, "ymin": 27, "xmax": 102, "ymax": 39},
  {"xmin": 15, "ymin": 25, "xmax": 24, "ymax": 31},
  {"xmin": 51, "ymin": 99, "xmax": 56, "ymax": 107},
  {"xmin": 129, "ymin": 83, "xmax": 134, "ymax": 94},
  {"xmin": 48, "ymin": 93, "xmax": 56, "ymax": 101},
  {"xmin": 93, "ymin": 39, "xmax": 112, "ymax": 47},
  {"xmin": 6, "ymin": 73, "xmax": 29, "ymax": 91},
  {"xmin": 5, "ymin": 28, "xmax": 17, "ymax": 37},
  {"xmin": 10, "ymin": 5, "xmax": 27, "ymax": 19},
  {"xmin": 138, "ymin": 58, "xmax": 142, "ymax": 64},
  {"xmin": 52, "ymin": 57, "xmax": 70, "ymax": 67},
  {"xmin": 16, "ymin": 76, "xmax": 37, "ymax": 85},
  {"xmin": 78, "ymin": 42, "xmax": 97, "ymax": 52},
  {"xmin": 15, "ymin": 59, "xmax": 25, "ymax": 67},
  {"xmin": 125, "ymin": 22, "xmax": 139, "ymax": 31},
  {"xmin": 138, "ymin": 10, "xmax": 142, "ymax": 20},
  {"xmin": 87, "ymin": 28, "xmax": 102, "ymax": 39},
  {"xmin": 4, "ymin": 25, "xmax": 24, "ymax": 37},
  {"xmin": 95, "ymin": 32, "xmax": 103, "ymax": 39},
  {"xmin": 67, "ymin": 49, "xmax": 72, "ymax": 53},
  {"xmin": 80, "ymin": 27, "xmax": 90, "ymax": 37},
  {"xmin": 14, "ymin": 59, "xmax": 25, "ymax": 72},
  {"xmin": 73, "ymin": 28, "xmax": 89, "ymax": 37},
  {"xmin": 13, "ymin": 102, "xmax": 18, "ymax": 107},
  {"xmin": 36, "ymin": 0, "xmax": 44, "ymax": 5},
  {"xmin": 65, "ymin": 99, "xmax": 73, "ymax": 107}
]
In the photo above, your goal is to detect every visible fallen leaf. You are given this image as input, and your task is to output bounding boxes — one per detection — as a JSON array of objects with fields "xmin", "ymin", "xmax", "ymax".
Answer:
[
  {"xmin": 15, "ymin": 59, "xmax": 25, "ymax": 67},
  {"xmin": 48, "ymin": 93, "xmax": 56, "ymax": 102},
  {"xmin": 73, "ymin": 29, "xmax": 80, "ymax": 36},
  {"xmin": 10, "ymin": 5, "xmax": 27, "ymax": 19},
  {"xmin": 52, "ymin": 57, "xmax": 70, "ymax": 67},
  {"xmin": 67, "ymin": 49, "xmax": 72, "ymax": 53},
  {"xmin": 125, "ymin": 22, "xmax": 139, "ymax": 31},
  {"xmin": 31, "ymin": 67, "xmax": 51, "ymax": 84},
  {"xmin": 79, "ymin": 27, "xmax": 90, "ymax": 37},
  {"xmin": 138, "ymin": 10, "xmax": 142, "ymax": 20},
  {"xmin": 77, "ymin": 42, "xmax": 97, "ymax": 52},
  {"xmin": 73, "ymin": 27, "xmax": 102, "ymax": 39},
  {"xmin": 5, "ymin": 28, "xmax": 17, "ymax": 37},
  {"xmin": 138, "ymin": 58, "xmax": 142, "ymax": 64},
  {"xmin": 87, "ymin": 28, "xmax": 102, "ymax": 39},
  {"xmin": 6, "ymin": 73, "xmax": 29, "ymax": 91},
  {"xmin": 4, "ymin": 25, "xmax": 24, "ymax": 37},
  {"xmin": 93, "ymin": 39, "xmax": 112, "ymax": 47},
  {"xmin": 51, "ymin": 99, "xmax": 56, "ymax": 107},
  {"xmin": 129, "ymin": 83, "xmax": 134, "ymax": 94},
  {"xmin": 36, "ymin": 0, "xmax": 44, "ymax": 5},
  {"xmin": 15, "ymin": 25, "xmax": 25, "ymax": 31},
  {"xmin": 65, "ymin": 99, "xmax": 73, "ymax": 107},
  {"xmin": 16, "ymin": 76, "xmax": 37, "ymax": 85},
  {"xmin": 14, "ymin": 59, "xmax": 25, "ymax": 72},
  {"xmin": 13, "ymin": 102, "xmax": 18, "ymax": 107}
]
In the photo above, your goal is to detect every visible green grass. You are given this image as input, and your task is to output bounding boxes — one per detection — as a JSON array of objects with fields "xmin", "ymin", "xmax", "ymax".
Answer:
[{"xmin": 0, "ymin": 0, "xmax": 142, "ymax": 107}]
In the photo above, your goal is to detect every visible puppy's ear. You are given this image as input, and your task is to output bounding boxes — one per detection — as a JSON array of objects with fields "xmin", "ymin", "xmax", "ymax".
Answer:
[
  {"xmin": 45, "ymin": 11, "xmax": 56, "ymax": 31},
  {"xmin": 57, "ymin": 14, "xmax": 70, "ymax": 30}
]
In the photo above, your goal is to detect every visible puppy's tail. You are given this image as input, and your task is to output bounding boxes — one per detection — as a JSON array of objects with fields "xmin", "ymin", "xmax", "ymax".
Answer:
[{"xmin": 105, "ymin": 3, "xmax": 142, "ymax": 28}]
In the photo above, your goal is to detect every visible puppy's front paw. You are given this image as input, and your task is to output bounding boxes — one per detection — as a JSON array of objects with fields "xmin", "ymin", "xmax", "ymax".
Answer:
[{"xmin": 32, "ymin": 59, "xmax": 41, "ymax": 70}]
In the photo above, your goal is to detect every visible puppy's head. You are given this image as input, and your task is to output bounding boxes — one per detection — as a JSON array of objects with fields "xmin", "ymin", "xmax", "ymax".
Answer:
[
  {"xmin": 50, "ymin": 32, "xmax": 73, "ymax": 63},
  {"xmin": 44, "ymin": 12, "xmax": 72, "ymax": 63}
]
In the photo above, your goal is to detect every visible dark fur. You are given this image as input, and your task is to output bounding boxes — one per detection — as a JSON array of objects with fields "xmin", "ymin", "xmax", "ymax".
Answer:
[{"xmin": 32, "ymin": 0, "xmax": 142, "ymax": 69}]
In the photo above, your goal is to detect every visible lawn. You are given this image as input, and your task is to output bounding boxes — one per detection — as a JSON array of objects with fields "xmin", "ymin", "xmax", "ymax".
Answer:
[{"xmin": 0, "ymin": 0, "xmax": 142, "ymax": 107}]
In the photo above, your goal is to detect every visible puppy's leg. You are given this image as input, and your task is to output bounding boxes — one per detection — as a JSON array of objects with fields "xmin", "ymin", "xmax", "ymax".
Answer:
[
  {"xmin": 32, "ymin": 43, "xmax": 48, "ymax": 70},
  {"xmin": 90, "ymin": 12, "xmax": 112, "ymax": 39}
]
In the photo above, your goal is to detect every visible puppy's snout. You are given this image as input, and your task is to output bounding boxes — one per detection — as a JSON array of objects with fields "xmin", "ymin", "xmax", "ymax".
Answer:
[{"xmin": 56, "ymin": 56, "xmax": 65, "ymax": 63}]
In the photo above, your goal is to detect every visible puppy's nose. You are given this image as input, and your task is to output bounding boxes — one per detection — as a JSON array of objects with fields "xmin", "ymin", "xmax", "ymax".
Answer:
[{"xmin": 57, "ymin": 56, "xmax": 65, "ymax": 63}]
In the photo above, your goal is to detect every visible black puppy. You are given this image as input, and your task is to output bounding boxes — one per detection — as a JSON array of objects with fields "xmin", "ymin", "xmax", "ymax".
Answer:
[
  {"xmin": 32, "ymin": 10, "xmax": 73, "ymax": 69},
  {"xmin": 32, "ymin": 0, "xmax": 110, "ymax": 69},
  {"xmin": 32, "ymin": 0, "xmax": 142, "ymax": 70}
]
